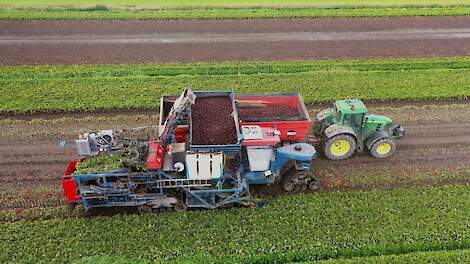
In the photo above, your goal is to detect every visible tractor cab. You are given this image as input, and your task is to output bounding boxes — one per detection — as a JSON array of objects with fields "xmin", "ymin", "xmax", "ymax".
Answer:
[{"xmin": 332, "ymin": 99, "xmax": 367, "ymax": 129}]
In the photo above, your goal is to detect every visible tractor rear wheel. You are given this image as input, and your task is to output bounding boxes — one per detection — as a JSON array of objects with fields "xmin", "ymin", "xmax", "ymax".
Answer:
[
  {"xmin": 324, "ymin": 134, "xmax": 356, "ymax": 160},
  {"xmin": 370, "ymin": 138, "xmax": 396, "ymax": 159}
]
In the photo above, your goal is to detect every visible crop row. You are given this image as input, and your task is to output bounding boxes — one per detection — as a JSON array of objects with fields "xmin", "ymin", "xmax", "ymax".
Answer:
[
  {"xmin": 1, "ymin": 185, "xmax": 470, "ymax": 263},
  {"xmin": 314, "ymin": 249, "xmax": 470, "ymax": 263},
  {"xmin": 2, "ymin": 57, "xmax": 470, "ymax": 114},
  {"xmin": 1, "ymin": 6, "xmax": 470, "ymax": 20},
  {"xmin": 74, "ymin": 248, "xmax": 470, "ymax": 264}
]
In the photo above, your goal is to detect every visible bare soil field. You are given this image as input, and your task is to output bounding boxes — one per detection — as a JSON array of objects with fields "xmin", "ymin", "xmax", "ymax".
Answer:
[
  {"xmin": 2, "ymin": 16, "xmax": 470, "ymax": 65},
  {"xmin": 2, "ymin": 102, "xmax": 470, "ymax": 211}
]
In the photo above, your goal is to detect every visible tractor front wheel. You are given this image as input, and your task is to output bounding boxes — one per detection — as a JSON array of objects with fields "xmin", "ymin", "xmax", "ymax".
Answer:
[
  {"xmin": 324, "ymin": 134, "xmax": 356, "ymax": 160},
  {"xmin": 370, "ymin": 138, "xmax": 396, "ymax": 159}
]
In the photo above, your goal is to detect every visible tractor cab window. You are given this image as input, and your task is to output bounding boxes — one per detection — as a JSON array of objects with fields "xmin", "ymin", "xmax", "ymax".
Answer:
[
  {"xmin": 342, "ymin": 113, "xmax": 363, "ymax": 127},
  {"xmin": 342, "ymin": 114, "xmax": 351, "ymax": 125},
  {"xmin": 352, "ymin": 114, "xmax": 364, "ymax": 127},
  {"xmin": 333, "ymin": 106, "xmax": 342, "ymax": 123}
]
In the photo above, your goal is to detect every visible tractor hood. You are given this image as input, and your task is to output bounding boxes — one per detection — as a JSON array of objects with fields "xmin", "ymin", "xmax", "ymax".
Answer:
[
  {"xmin": 313, "ymin": 108, "xmax": 334, "ymax": 137},
  {"xmin": 317, "ymin": 108, "xmax": 332, "ymax": 121},
  {"xmin": 366, "ymin": 114, "xmax": 393, "ymax": 125},
  {"xmin": 366, "ymin": 114, "xmax": 405, "ymax": 139},
  {"xmin": 316, "ymin": 107, "xmax": 335, "ymax": 124}
]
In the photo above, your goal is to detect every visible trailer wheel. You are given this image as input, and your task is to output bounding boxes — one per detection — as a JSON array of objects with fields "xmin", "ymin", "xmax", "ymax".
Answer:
[
  {"xmin": 324, "ymin": 134, "xmax": 356, "ymax": 160},
  {"xmin": 370, "ymin": 138, "xmax": 396, "ymax": 159}
]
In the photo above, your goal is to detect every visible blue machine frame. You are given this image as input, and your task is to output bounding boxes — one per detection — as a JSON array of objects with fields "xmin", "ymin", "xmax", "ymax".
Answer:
[{"xmin": 73, "ymin": 167, "xmax": 252, "ymax": 211}]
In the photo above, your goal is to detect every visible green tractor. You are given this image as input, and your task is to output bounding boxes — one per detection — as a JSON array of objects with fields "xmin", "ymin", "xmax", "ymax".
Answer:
[{"xmin": 313, "ymin": 99, "xmax": 405, "ymax": 160}]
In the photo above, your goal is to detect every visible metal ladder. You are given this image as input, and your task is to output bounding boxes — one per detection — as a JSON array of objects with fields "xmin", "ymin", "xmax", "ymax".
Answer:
[{"xmin": 156, "ymin": 178, "xmax": 212, "ymax": 188}]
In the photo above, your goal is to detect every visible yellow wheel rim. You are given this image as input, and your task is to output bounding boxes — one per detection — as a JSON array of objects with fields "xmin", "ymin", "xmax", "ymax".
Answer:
[
  {"xmin": 376, "ymin": 143, "xmax": 391, "ymax": 155},
  {"xmin": 330, "ymin": 139, "xmax": 351, "ymax": 157}
]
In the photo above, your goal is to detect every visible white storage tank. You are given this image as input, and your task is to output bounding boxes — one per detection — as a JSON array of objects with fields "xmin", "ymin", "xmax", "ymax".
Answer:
[
  {"xmin": 241, "ymin": 126, "xmax": 281, "ymax": 172},
  {"xmin": 246, "ymin": 146, "xmax": 274, "ymax": 171}
]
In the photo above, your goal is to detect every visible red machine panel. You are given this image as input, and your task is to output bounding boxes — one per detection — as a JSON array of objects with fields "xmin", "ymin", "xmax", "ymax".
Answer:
[
  {"xmin": 62, "ymin": 160, "xmax": 80, "ymax": 202},
  {"xmin": 147, "ymin": 142, "xmax": 164, "ymax": 170},
  {"xmin": 174, "ymin": 126, "xmax": 188, "ymax": 143}
]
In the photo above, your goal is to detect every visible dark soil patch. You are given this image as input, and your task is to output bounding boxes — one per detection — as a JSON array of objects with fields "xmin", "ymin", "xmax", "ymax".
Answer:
[
  {"xmin": 191, "ymin": 96, "xmax": 238, "ymax": 145},
  {"xmin": 238, "ymin": 104, "xmax": 302, "ymax": 121},
  {"xmin": 3, "ymin": 17, "xmax": 470, "ymax": 65}
]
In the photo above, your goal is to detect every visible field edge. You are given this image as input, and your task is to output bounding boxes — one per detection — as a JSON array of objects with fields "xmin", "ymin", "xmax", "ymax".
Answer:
[{"xmin": 1, "ymin": 5, "xmax": 470, "ymax": 20}]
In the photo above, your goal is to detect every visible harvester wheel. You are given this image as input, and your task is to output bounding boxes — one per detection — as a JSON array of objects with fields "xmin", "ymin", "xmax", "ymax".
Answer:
[
  {"xmin": 282, "ymin": 170, "xmax": 319, "ymax": 193},
  {"xmin": 173, "ymin": 203, "xmax": 187, "ymax": 212},
  {"xmin": 67, "ymin": 202, "xmax": 77, "ymax": 213},
  {"xmin": 308, "ymin": 179, "xmax": 320, "ymax": 191},
  {"xmin": 137, "ymin": 205, "xmax": 152, "ymax": 215},
  {"xmin": 324, "ymin": 134, "xmax": 356, "ymax": 160},
  {"xmin": 370, "ymin": 138, "xmax": 396, "ymax": 159}
]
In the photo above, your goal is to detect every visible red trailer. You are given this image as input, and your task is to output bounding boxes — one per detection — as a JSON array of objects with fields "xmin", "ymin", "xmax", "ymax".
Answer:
[{"xmin": 236, "ymin": 93, "xmax": 311, "ymax": 142}]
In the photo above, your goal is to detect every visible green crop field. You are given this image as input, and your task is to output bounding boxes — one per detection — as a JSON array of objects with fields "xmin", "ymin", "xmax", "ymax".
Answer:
[
  {"xmin": 2, "ymin": 6, "xmax": 470, "ymax": 20},
  {"xmin": 2, "ymin": 57, "xmax": 470, "ymax": 114},
  {"xmin": 76, "ymin": 249, "xmax": 470, "ymax": 263},
  {"xmin": 1, "ymin": 185, "xmax": 470, "ymax": 263},
  {"xmin": 1, "ymin": 0, "xmax": 470, "ymax": 20},
  {"xmin": 312, "ymin": 249, "xmax": 470, "ymax": 263}
]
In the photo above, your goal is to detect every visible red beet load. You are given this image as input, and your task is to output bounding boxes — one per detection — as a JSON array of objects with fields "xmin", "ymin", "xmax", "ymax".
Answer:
[
  {"xmin": 191, "ymin": 96, "xmax": 238, "ymax": 145},
  {"xmin": 237, "ymin": 104, "xmax": 301, "ymax": 120}
]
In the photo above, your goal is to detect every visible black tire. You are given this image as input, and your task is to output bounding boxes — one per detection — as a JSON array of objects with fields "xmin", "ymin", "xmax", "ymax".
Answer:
[
  {"xmin": 173, "ymin": 203, "xmax": 187, "ymax": 212},
  {"xmin": 323, "ymin": 134, "xmax": 356, "ymax": 160},
  {"xmin": 137, "ymin": 205, "xmax": 152, "ymax": 215},
  {"xmin": 281, "ymin": 170, "xmax": 319, "ymax": 193},
  {"xmin": 67, "ymin": 202, "xmax": 77, "ymax": 213},
  {"xmin": 308, "ymin": 177, "xmax": 320, "ymax": 191},
  {"xmin": 370, "ymin": 138, "xmax": 396, "ymax": 159}
]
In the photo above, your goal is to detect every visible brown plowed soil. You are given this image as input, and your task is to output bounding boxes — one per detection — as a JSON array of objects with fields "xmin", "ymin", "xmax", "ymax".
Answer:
[{"xmin": 2, "ymin": 16, "xmax": 470, "ymax": 65}]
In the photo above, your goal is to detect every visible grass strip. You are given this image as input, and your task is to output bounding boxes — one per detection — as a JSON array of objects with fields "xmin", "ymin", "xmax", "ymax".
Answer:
[
  {"xmin": 2, "ymin": 57, "xmax": 470, "ymax": 114},
  {"xmin": 72, "ymin": 248, "xmax": 470, "ymax": 263},
  {"xmin": 1, "ymin": 5, "xmax": 470, "ymax": 20},
  {"xmin": 74, "ymin": 248, "xmax": 470, "ymax": 263},
  {"xmin": 1, "ymin": 185, "xmax": 470, "ymax": 263},
  {"xmin": 311, "ymin": 248, "xmax": 470, "ymax": 263}
]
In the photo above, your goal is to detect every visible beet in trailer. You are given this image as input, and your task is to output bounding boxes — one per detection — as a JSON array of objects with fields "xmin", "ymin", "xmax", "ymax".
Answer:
[{"xmin": 62, "ymin": 89, "xmax": 319, "ymax": 212}]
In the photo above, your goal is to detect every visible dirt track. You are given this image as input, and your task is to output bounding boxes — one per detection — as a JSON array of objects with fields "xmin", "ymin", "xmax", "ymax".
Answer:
[
  {"xmin": 2, "ymin": 102, "xmax": 470, "ymax": 209},
  {"xmin": 2, "ymin": 16, "xmax": 470, "ymax": 65}
]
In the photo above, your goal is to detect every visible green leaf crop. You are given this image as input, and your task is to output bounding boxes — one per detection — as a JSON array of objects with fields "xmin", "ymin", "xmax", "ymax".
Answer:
[
  {"xmin": 1, "ymin": 185, "xmax": 470, "ymax": 263},
  {"xmin": 2, "ymin": 5, "xmax": 470, "ymax": 20},
  {"xmin": 2, "ymin": 57, "xmax": 470, "ymax": 114},
  {"xmin": 74, "ymin": 153, "xmax": 123, "ymax": 174}
]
